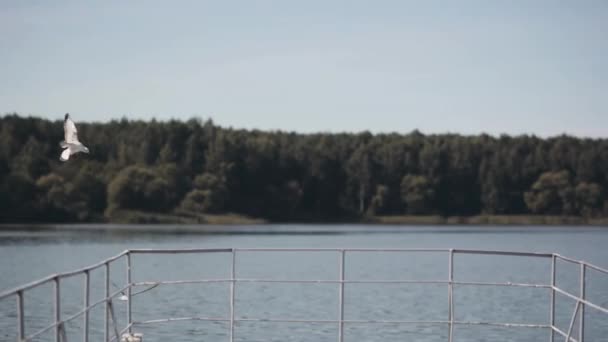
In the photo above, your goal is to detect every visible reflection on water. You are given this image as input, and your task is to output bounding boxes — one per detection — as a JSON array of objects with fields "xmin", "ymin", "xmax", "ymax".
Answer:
[{"xmin": 0, "ymin": 225, "xmax": 607, "ymax": 342}]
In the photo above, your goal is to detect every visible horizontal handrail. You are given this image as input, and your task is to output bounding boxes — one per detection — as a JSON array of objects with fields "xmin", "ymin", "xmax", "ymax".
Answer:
[
  {"xmin": 0, "ymin": 250, "xmax": 128, "ymax": 299},
  {"xmin": 453, "ymin": 249, "xmax": 553, "ymax": 258},
  {"xmin": 553, "ymin": 286, "xmax": 608, "ymax": 314},
  {"xmin": 554, "ymin": 254, "xmax": 608, "ymax": 275},
  {"xmin": 132, "ymin": 279, "xmax": 552, "ymax": 288},
  {"xmin": 135, "ymin": 316, "xmax": 231, "ymax": 324},
  {"xmin": 235, "ymin": 248, "xmax": 451, "ymax": 252},
  {"xmin": 128, "ymin": 248, "xmax": 234, "ymax": 254},
  {"xmin": 127, "ymin": 247, "xmax": 557, "ymax": 257},
  {"xmin": 130, "ymin": 247, "xmax": 553, "ymax": 255},
  {"xmin": 454, "ymin": 281, "xmax": 551, "ymax": 288},
  {"xmin": 454, "ymin": 321, "xmax": 551, "ymax": 329},
  {"xmin": 133, "ymin": 316, "xmax": 551, "ymax": 327}
]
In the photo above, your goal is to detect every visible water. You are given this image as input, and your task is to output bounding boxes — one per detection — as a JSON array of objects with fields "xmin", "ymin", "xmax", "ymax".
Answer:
[{"xmin": 1, "ymin": 225, "xmax": 607, "ymax": 342}]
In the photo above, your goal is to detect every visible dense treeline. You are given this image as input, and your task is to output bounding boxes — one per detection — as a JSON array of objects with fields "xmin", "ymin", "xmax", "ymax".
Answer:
[{"xmin": 0, "ymin": 114, "xmax": 607, "ymax": 223}]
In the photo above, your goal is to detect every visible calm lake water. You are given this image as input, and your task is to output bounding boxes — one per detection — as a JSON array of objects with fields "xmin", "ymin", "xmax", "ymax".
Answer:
[{"xmin": 1, "ymin": 225, "xmax": 607, "ymax": 342}]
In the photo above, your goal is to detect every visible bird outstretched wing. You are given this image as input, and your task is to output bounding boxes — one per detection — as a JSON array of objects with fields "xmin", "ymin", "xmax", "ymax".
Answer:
[{"xmin": 64, "ymin": 113, "xmax": 79, "ymax": 144}]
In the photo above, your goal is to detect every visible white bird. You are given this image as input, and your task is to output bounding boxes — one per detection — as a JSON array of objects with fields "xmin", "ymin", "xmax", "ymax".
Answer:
[{"xmin": 59, "ymin": 113, "xmax": 89, "ymax": 161}]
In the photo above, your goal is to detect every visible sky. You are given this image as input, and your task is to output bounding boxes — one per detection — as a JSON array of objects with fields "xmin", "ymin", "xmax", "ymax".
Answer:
[{"xmin": 1, "ymin": 0, "xmax": 607, "ymax": 137}]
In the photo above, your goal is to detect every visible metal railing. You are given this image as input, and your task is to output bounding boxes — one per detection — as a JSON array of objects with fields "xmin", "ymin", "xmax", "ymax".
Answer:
[
  {"xmin": 1, "ymin": 248, "xmax": 607, "ymax": 342},
  {"xmin": 0, "ymin": 250, "xmax": 129, "ymax": 342}
]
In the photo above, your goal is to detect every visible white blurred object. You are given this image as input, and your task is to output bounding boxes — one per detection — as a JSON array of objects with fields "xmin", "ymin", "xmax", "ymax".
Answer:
[
  {"xmin": 115, "ymin": 285, "xmax": 159, "ymax": 300},
  {"xmin": 121, "ymin": 333, "xmax": 143, "ymax": 342}
]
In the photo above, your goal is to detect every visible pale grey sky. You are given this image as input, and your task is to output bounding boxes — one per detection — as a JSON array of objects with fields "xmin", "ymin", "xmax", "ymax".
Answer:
[{"xmin": 1, "ymin": 1, "xmax": 607, "ymax": 137}]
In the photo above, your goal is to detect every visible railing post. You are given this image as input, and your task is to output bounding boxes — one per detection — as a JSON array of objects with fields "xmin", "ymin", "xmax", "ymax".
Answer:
[
  {"xmin": 230, "ymin": 249, "xmax": 236, "ymax": 342},
  {"xmin": 54, "ymin": 277, "xmax": 60, "ymax": 342},
  {"xmin": 127, "ymin": 252, "xmax": 132, "ymax": 334},
  {"xmin": 565, "ymin": 301, "xmax": 581, "ymax": 342},
  {"xmin": 448, "ymin": 249, "xmax": 454, "ymax": 342},
  {"xmin": 17, "ymin": 291, "xmax": 25, "ymax": 342},
  {"xmin": 84, "ymin": 270, "xmax": 90, "ymax": 342},
  {"xmin": 338, "ymin": 250, "xmax": 345, "ymax": 342},
  {"xmin": 107, "ymin": 300, "xmax": 121, "ymax": 341},
  {"xmin": 230, "ymin": 248, "xmax": 236, "ymax": 342},
  {"xmin": 579, "ymin": 264, "xmax": 585, "ymax": 342},
  {"xmin": 105, "ymin": 263, "xmax": 110, "ymax": 342},
  {"xmin": 550, "ymin": 255, "xmax": 556, "ymax": 342}
]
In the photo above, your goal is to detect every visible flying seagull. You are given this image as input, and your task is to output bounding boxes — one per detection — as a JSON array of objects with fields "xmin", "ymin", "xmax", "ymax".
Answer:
[{"xmin": 59, "ymin": 113, "xmax": 89, "ymax": 161}]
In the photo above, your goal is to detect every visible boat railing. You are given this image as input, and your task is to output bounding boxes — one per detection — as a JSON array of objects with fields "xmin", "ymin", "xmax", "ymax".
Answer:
[{"xmin": 1, "ymin": 248, "xmax": 607, "ymax": 342}]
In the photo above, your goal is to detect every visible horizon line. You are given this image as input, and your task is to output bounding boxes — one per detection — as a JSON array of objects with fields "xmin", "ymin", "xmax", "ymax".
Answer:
[{"xmin": 2, "ymin": 111, "xmax": 606, "ymax": 140}]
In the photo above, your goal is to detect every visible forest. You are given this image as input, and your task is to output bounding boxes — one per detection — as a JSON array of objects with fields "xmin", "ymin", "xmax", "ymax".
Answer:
[{"xmin": 0, "ymin": 114, "xmax": 607, "ymax": 224}]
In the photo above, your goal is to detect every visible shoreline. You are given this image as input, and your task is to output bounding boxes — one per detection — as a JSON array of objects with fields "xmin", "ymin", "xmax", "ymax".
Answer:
[
  {"xmin": 367, "ymin": 214, "xmax": 608, "ymax": 226},
  {"xmin": 0, "ymin": 224, "xmax": 607, "ymax": 237},
  {"xmin": 0, "ymin": 214, "xmax": 607, "ymax": 232}
]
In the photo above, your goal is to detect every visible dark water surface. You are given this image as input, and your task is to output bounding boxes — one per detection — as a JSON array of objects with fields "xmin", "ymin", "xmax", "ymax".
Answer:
[{"xmin": 1, "ymin": 225, "xmax": 607, "ymax": 342}]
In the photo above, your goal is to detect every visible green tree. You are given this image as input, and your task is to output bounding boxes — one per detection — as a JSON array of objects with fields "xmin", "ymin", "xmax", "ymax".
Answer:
[
  {"xmin": 575, "ymin": 182, "xmax": 603, "ymax": 218},
  {"xmin": 401, "ymin": 174, "xmax": 435, "ymax": 214},
  {"xmin": 36, "ymin": 173, "xmax": 69, "ymax": 211},
  {"xmin": 12, "ymin": 137, "xmax": 50, "ymax": 180},
  {"xmin": 106, "ymin": 166, "xmax": 170, "ymax": 214},
  {"xmin": 0, "ymin": 174, "xmax": 40, "ymax": 221},
  {"xmin": 368, "ymin": 184, "xmax": 390, "ymax": 215},
  {"xmin": 179, "ymin": 172, "xmax": 228, "ymax": 213},
  {"xmin": 524, "ymin": 170, "xmax": 575, "ymax": 215},
  {"xmin": 69, "ymin": 167, "xmax": 107, "ymax": 220},
  {"xmin": 346, "ymin": 144, "xmax": 373, "ymax": 214}
]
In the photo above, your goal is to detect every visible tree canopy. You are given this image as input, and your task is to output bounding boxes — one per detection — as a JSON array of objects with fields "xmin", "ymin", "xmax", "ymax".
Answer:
[{"xmin": 1, "ymin": 114, "xmax": 607, "ymax": 223}]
